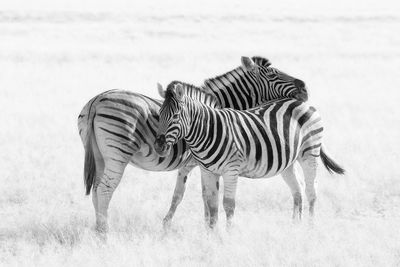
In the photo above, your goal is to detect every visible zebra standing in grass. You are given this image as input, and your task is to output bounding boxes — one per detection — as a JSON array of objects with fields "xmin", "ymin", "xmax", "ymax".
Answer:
[
  {"xmin": 161, "ymin": 56, "xmax": 307, "ymax": 225},
  {"xmin": 155, "ymin": 82, "xmax": 344, "ymax": 228},
  {"xmin": 78, "ymin": 56, "xmax": 308, "ymax": 232}
]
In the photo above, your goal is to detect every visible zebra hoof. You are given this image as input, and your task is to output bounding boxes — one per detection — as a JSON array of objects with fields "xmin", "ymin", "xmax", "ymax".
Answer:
[
  {"xmin": 226, "ymin": 220, "xmax": 235, "ymax": 232},
  {"xmin": 162, "ymin": 217, "xmax": 172, "ymax": 229},
  {"xmin": 93, "ymin": 226, "xmax": 108, "ymax": 242},
  {"xmin": 94, "ymin": 221, "xmax": 109, "ymax": 234}
]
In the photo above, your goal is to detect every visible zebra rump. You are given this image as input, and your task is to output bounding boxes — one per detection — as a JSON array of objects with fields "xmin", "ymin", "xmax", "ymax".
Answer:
[{"xmin": 79, "ymin": 93, "xmax": 103, "ymax": 196}]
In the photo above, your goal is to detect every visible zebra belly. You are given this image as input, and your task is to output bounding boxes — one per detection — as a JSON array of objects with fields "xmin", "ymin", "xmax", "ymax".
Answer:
[
  {"xmin": 195, "ymin": 151, "xmax": 297, "ymax": 179},
  {"xmin": 129, "ymin": 143, "xmax": 193, "ymax": 172},
  {"xmin": 238, "ymin": 160, "xmax": 294, "ymax": 179}
]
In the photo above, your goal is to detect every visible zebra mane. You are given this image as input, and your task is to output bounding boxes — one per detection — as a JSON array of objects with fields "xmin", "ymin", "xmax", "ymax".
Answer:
[
  {"xmin": 166, "ymin": 81, "xmax": 220, "ymax": 108},
  {"xmin": 251, "ymin": 56, "xmax": 271, "ymax": 67},
  {"xmin": 203, "ymin": 66, "xmax": 244, "ymax": 90}
]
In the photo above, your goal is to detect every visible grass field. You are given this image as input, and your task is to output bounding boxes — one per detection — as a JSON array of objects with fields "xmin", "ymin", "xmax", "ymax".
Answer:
[{"xmin": 1, "ymin": 0, "xmax": 400, "ymax": 266}]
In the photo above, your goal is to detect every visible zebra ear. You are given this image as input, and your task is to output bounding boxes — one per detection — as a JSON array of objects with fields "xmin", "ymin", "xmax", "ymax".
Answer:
[
  {"xmin": 174, "ymin": 83, "xmax": 184, "ymax": 100},
  {"xmin": 157, "ymin": 83, "xmax": 166, "ymax": 99},
  {"xmin": 241, "ymin": 56, "xmax": 257, "ymax": 72}
]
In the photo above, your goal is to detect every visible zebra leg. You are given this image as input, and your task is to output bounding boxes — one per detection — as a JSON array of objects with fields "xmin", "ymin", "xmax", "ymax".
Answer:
[
  {"xmin": 299, "ymin": 156, "xmax": 318, "ymax": 217},
  {"xmin": 201, "ymin": 169, "xmax": 220, "ymax": 229},
  {"xmin": 201, "ymin": 176, "xmax": 210, "ymax": 226},
  {"xmin": 91, "ymin": 163, "xmax": 104, "ymax": 226},
  {"xmin": 94, "ymin": 159, "xmax": 127, "ymax": 233},
  {"xmin": 222, "ymin": 173, "xmax": 238, "ymax": 228},
  {"xmin": 163, "ymin": 163, "xmax": 197, "ymax": 227},
  {"xmin": 281, "ymin": 164, "xmax": 303, "ymax": 220},
  {"xmin": 90, "ymin": 133, "xmax": 105, "ymax": 225}
]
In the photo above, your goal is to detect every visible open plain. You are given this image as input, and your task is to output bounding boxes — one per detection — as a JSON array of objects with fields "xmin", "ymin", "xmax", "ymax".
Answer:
[{"xmin": 1, "ymin": 0, "xmax": 400, "ymax": 266}]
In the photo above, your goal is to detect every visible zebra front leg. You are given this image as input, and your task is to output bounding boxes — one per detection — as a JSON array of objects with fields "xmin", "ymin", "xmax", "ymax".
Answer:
[
  {"xmin": 163, "ymin": 163, "xmax": 197, "ymax": 227},
  {"xmin": 201, "ymin": 178, "xmax": 210, "ymax": 227},
  {"xmin": 299, "ymin": 156, "xmax": 318, "ymax": 218},
  {"xmin": 201, "ymin": 169, "xmax": 220, "ymax": 229},
  {"xmin": 222, "ymin": 173, "xmax": 238, "ymax": 228},
  {"xmin": 281, "ymin": 164, "xmax": 303, "ymax": 220},
  {"xmin": 94, "ymin": 159, "xmax": 127, "ymax": 233}
]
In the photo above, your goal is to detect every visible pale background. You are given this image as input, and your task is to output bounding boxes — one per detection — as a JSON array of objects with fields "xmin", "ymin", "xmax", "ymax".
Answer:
[{"xmin": 1, "ymin": 0, "xmax": 399, "ymax": 266}]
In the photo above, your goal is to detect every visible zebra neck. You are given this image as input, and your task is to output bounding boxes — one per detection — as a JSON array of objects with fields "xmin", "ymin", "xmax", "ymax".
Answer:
[
  {"xmin": 203, "ymin": 67, "xmax": 259, "ymax": 110},
  {"xmin": 184, "ymin": 99, "xmax": 209, "ymax": 147}
]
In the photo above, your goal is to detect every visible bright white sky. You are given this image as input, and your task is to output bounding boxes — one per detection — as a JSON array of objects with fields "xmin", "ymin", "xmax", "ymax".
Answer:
[{"xmin": 0, "ymin": 0, "xmax": 398, "ymax": 16}]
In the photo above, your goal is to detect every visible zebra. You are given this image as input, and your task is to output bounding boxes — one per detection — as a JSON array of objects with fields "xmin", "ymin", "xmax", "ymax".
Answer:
[
  {"xmin": 78, "ymin": 56, "xmax": 308, "ymax": 232},
  {"xmin": 161, "ymin": 56, "xmax": 307, "ymax": 224},
  {"xmin": 154, "ymin": 81, "xmax": 345, "ymax": 228}
]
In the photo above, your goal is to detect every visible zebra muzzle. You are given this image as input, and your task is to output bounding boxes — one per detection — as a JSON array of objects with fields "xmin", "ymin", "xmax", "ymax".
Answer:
[
  {"xmin": 293, "ymin": 79, "xmax": 308, "ymax": 101},
  {"xmin": 154, "ymin": 135, "xmax": 172, "ymax": 156},
  {"xmin": 292, "ymin": 88, "xmax": 308, "ymax": 102}
]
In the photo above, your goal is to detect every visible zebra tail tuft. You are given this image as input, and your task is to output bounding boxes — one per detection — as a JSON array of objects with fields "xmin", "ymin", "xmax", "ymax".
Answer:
[
  {"xmin": 320, "ymin": 146, "xmax": 345, "ymax": 175},
  {"xmin": 83, "ymin": 109, "xmax": 97, "ymax": 196},
  {"xmin": 84, "ymin": 133, "xmax": 96, "ymax": 195}
]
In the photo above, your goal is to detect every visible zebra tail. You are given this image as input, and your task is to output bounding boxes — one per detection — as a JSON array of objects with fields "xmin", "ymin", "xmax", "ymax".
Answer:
[
  {"xmin": 320, "ymin": 146, "xmax": 345, "ymax": 175},
  {"xmin": 83, "ymin": 111, "xmax": 97, "ymax": 196}
]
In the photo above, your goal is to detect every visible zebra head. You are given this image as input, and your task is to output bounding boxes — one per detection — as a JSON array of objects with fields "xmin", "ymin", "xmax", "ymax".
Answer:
[
  {"xmin": 241, "ymin": 56, "xmax": 308, "ymax": 102},
  {"xmin": 155, "ymin": 82, "xmax": 189, "ymax": 157}
]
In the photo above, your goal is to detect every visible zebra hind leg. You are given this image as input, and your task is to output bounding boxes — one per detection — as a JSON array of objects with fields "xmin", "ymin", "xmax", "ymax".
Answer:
[
  {"xmin": 163, "ymin": 163, "xmax": 197, "ymax": 228},
  {"xmin": 281, "ymin": 164, "xmax": 303, "ymax": 220},
  {"xmin": 299, "ymin": 155, "xmax": 318, "ymax": 218},
  {"xmin": 94, "ymin": 159, "xmax": 128, "ymax": 234},
  {"xmin": 201, "ymin": 170, "xmax": 220, "ymax": 229},
  {"xmin": 91, "ymin": 149, "xmax": 105, "ymax": 230}
]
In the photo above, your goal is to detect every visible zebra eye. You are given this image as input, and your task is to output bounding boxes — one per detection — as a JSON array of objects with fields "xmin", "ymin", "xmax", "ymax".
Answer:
[
  {"xmin": 172, "ymin": 113, "xmax": 180, "ymax": 120},
  {"xmin": 266, "ymin": 73, "xmax": 277, "ymax": 79}
]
